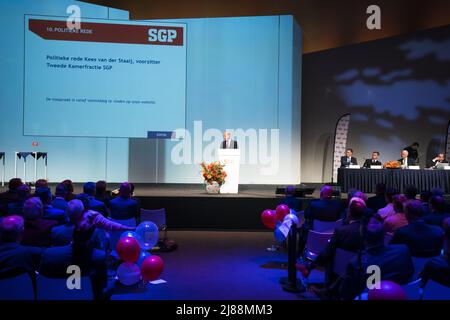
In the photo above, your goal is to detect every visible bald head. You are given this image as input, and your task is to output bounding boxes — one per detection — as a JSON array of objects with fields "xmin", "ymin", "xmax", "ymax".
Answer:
[
  {"xmin": 320, "ymin": 185, "xmax": 333, "ymax": 199},
  {"xmin": 23, "ymin": 197, "xmax": 44, "ymax": 220},
  {"xmin": 66, "ymin": 199, "xmax": 85, "ymax": 222},
  {"xmin": 0, "ymin": 215, "xmax": 24, "ymax": 243},
  {"xmin": 119, "ymin": 182, "xmax": 132, "ymax": 198},
  {"xmin": 401, "ymin": 150, "xmax": 409, "ymax": 159}
]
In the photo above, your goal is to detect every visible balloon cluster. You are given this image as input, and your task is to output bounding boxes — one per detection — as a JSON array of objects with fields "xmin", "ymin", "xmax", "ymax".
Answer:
[
  {"xmin": 116, "ymin": 221, "xmax": 164, "ymax": 286},
  {"xmin": 261, "ymin": 205, "xmax": 300, "ymax": 242}
]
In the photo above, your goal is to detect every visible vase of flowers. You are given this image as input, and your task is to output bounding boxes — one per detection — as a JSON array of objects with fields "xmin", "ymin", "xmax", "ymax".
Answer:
[
  {"xmin": 384, "ymin": 160, "xmax": 401, "ymax": 169},
  {"xmin": 200, "ymin": 161, "xmax": 227, "ymax": 194}
]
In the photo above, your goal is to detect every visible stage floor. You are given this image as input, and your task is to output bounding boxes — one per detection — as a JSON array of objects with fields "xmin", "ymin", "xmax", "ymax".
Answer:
[{"xmin": 1, "ymin": 183, "xmax": 324, "ymax": 199}]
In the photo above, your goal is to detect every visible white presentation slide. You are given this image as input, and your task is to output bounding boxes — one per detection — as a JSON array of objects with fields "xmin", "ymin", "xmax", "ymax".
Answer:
[{"xmin": 23, "ymin": 15, "xmax": 187, "ymax": 137}]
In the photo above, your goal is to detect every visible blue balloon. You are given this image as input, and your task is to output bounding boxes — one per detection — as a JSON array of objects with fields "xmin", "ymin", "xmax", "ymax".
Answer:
[
  {"xmin": 136, "ymin": 250, "xmax": 152, "ymax": 267},
  {"xmin": 135, "ymin": 221, "xmax": 159, "ymax": 250},
  {"xmin": 274, "ymin": 225, "xmax": 286, "ymax": 242}
]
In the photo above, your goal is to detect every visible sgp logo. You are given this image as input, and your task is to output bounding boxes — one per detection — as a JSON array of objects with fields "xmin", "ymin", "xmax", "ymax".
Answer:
[{"xmin": 148, "ymin": 28, "xmax": 178, "ymax": 43}]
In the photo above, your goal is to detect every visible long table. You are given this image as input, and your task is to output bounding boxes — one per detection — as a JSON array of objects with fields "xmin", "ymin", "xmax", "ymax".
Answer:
[{"xmin": 338, "ymin": 168, "xmax": 450, "ymax": 193}]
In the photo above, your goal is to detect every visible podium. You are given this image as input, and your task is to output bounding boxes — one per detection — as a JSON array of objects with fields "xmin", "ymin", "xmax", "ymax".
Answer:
[{"xmin": 218, "ymin": 149, "xmax": 240, "ymax": 194}]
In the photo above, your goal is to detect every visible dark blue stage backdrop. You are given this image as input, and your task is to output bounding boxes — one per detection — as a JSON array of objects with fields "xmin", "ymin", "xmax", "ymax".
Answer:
[{"xmin": 301, "ymin": 25, "xmax": 450, "ymax": 183}]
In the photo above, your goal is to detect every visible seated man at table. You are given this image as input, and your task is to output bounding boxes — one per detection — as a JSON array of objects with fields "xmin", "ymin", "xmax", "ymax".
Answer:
[
  {"xmin": 363, "ymin": 151, "xmax": 382, "ymax": 168},
  {"xmin": 398, "ymin": 150, "xmax": 414, "ymax": 169},
  {"xmin": 428, "ymin": 153, "xmax": 447, "ymax": 169},
  {"xmin": 340, "ymin": 148, "xmax": 358, "ymax": 168}
]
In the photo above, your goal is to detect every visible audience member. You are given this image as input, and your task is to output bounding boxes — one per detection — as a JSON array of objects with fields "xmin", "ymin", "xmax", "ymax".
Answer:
[
  {"xmin": 35, "ymin": 187, "xmax": 66, "ymax": 224},
  {"xmin": 304, "ymin": 185, "xmax": 345, "ymax": 223},
  {"xmin": 109, "ymin": 182, "xmax": 139, "ymax": 220},
  {"xmin": 61, "ymin": 179, "xmax": 75, "ymax": 201},
  {"xmin": 297, "ymin": 198, "xmax": 366, "ymax": 286},
  {"xmin": 51, "ymin": 199, "xmax": 81, "ymax": 246},
  {"xmin": 34, "ymin": 179, "xmax": 48, "ymax": 189},
  {"xmin": 279, "ymin": 185, "xmax": 302, "ymax": 212},
  {"xmin": 0, "ymin": 178, "xmax": 23, "ymax": 216},
  {"xmin": 404, "ymin": 185, "xmax": 418, "ymax": 200},
  {"xmin": 366, "ymin": 183, "xmax": 387, "ymax": 212},
  {"xmin": 419, "ymin": 217, "xmax": 450, "ymax": 287},
  {"xmin": 384, "ymin": 194, "xmax": 409, "ymax": 234},
  {"xmin": 52, "ymin": 183, "xmax": 68, "ymax": 211},
  {"xmin": 79, "ymin": 182, "xmax": 109, "ymax": 217},
  {"xmin": 95, "ymin": 180, "xmax": 111, "ymax": 208},
  {"xmin": 424, "ymin": 195, "xmax": 450, "ymax": 227},
  {"xmin": 21, "ymin": 197, "xmax": 58, "ymax": 247},
  {"xmin": 0, "ymin": 215, "xmax": 43, "ymax": 279},
  {"xmin": 420, "ymin": 190, "xmax": 432, "ymax": 216},
  {"xmin": 377, "ymin": 187, "xmax": 399, "ymax": 220},
  {"xmin": 338, "ymin": 213, "xmax": 414, "ymax": 300},
  {"xmin": 7, "ymin": 184, "xmax": 31, "ymax": 216},
  {"xmin": 391, "ymin": 200, "xmax": 444, "ymax": 257}
]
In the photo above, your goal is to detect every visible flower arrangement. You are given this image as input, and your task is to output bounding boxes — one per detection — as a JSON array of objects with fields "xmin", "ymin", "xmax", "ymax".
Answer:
[
  {"xmin": 384, "ymin": 160, "xmax": 401, "ymax": 169},
  {"xmin": 200, "ymin": 161, "xmax": 227, "ymax": 186}
]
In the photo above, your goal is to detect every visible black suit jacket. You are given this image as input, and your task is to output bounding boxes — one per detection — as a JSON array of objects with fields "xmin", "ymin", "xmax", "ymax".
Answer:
[
  {"xmin": 280, "ymin": 195, "xmax": 302, "ymax": 212},
  {"xmin": 304, "ymin": 199, "xmax": 345, "ymax": 223},
  {"xmin": 221, "ymin": 140, "xmax": 238, "ymax": 149},
  {"xmin": 340, "ymin": 156, "xmax": 358, "ymax": 168},
  {"xmin": 363, "ymin": 159, "xmax": 382, "ymax": 168},
  {"xmin": 340, "ymin": 244, "xmax": 414, "ymax": 300},
  {"xmin": 366, "ymin": 195, "xmax": 387, "ymax": 212},
  {"xmin": 390, "ymin": 220, "xmax": 444, "ymax": 257}
]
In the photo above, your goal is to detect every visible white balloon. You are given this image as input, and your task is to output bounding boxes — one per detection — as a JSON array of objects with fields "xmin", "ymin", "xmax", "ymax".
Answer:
[
  {"xmin": 283, "ymin": 213, "xmax": 299, "ymax": 225},
  {"xmin": 117, "ymin": 262, "xmax": 141, "ymax": 286}
]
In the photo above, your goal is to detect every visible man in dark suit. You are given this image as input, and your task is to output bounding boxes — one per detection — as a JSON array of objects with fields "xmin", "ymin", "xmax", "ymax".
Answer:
[
  {"xmin": 340, "ymin": 148, "xmax": 358, "ymax": 168},
  {"xmin": 398, "ymin": 149, "xmax": 415, "ymax": 168},
  {"xmin": 404, "ymin": 142, "xmax": 419, "ymax": 165},
  {"xmin": 363, "ymin": 151, "xmax": 382, "ymax": 168},
  {"xmin": 52, "ymin": 183, "xmax": 68, "ymax": 211},
  {"xmin": 304, "ymin": 186, "xmax": 345, "ymax": 223},
  {"xmin": 79, "ymin": 182, "xmax": 109, "ymax": 217},
  {"xmin": 221, "ymin": 131, "xmax": 238, "ymax": 149},
  {"xmin": 21, "ymin": 197, "xmax": 58, "ymax": 247},
  {"xmin": 338, "ymin": 214, "xmax": 414, "ymax": 300},
  {"xmin": 279, "ymin": 185, "xmax": 302, "ymax": 212},
  {"xmin": 419, "ymin": 217, "xmax": 450, "ymax": 287},
  {"xmin": 0, "ymin": 178, "xmax": 23, "ymax": 216},
  {"xmin": 391, "ymin": 200, "xmax": 444, "ymax": 257},
  {"xmin": 35, "ymin": 187, "xmax": 67, "ymax": 224},
  {"xmin": 424, "ymin": 195, "xmax": 450, "ymax": 227},
  {"xmin": 0, "ymin": 215, "xmax": 43, "ymax": 279},
  {"xmin": 109, "ymin": 182, "xmax": 139, "ymax": 220},
  {"xmin": 428, "ymin": 153, "xmax": 446, "ymax": 169},
  {"xmin": 366, "ymin": 183, "xmax": 387, "ymax": 212},
  {"xmin": 297, "ymin": 199, "xmax": 365, "ymax": 286}
]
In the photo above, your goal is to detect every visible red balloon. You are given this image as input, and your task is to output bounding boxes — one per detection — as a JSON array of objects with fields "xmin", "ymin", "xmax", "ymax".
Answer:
[
  {"xmin": 116, "ymin": 236, "xmax": 141, "ymax": 263},
  {"xmin": 141, "ymin": 255, "xmax": 164, "ymax": 281},
  {"xmin": 261, "ymin": 209, "xmax": 277, "ymax": 229},
  {"xmin": 275, "ymin": 204, "xmax": 290, "ymax": 221},
  {"xmin": 368, "ymin": 280, "xmax": 407, "ymax": 300}
]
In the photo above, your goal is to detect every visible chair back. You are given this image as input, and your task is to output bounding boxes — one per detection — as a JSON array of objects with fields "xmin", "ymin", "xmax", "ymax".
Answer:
[
  {"xmin": 304, "ymin": 230, "xmax": 333, "ymax": 261},
  {"xmin": 423, "ymin": 280, "xmax": 450, "ymax": 300},
  {"xmin": 333, "ymin": 248, "xmax": 357, "ymax": 276},
  {"xmin": 313, "ymin": 219, "xmax": 343, "ymax": 233},
  {"xmin": 140, "ymin": 208, "xmax": 166, "ymax": 229},
  {"xmin": 36, "ymin": 275, "xmax": 93, "ymax": 300},
  {"xmin": 0, "ymin": 273, "xmax": 35, "ymax": 300}
]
